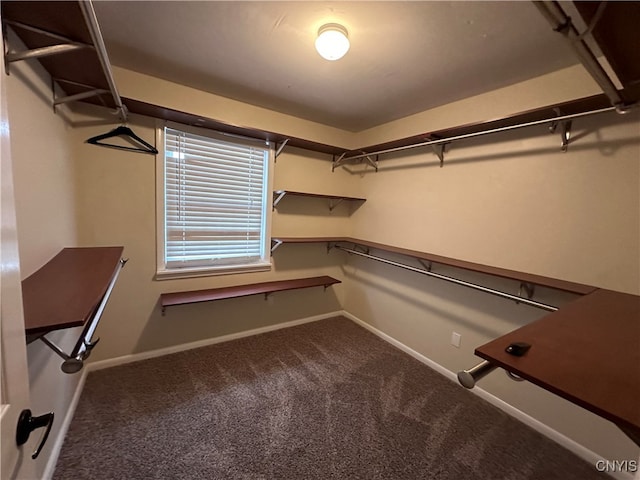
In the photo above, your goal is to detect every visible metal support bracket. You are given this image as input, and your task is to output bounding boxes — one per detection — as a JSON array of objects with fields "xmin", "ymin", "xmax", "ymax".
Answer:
[
  {"xmin": 52, "ymin": 78, "xmax": 111, "ymax": 114},
  {"xmin": 418, "ymin": 259, "xmax": 433, "ymax": 272},
  {"xmin": 432, "ymin": 144, "xmax": 446, "ymax": 167},
  {"xmin": 516, "ymin": 282, "xmax": 536, "ymax": 305},
  {"xmin": 328, "ymin": 198, "xmax": 344, "ymax": 211},
  {"xmin": 3, "ymin": 20, "xmax": 94, "ymax": 74},
  {"xmin": 272, "ymin": 190, "xmax": 287, "ymax": 210},
  {"xmin": 274, "ymin": 138, "xmax": 289, "ymax": 160},
  {"xmin": 270, "ymin": 238, "xmax": 283, "ymax": 253},
  {"xmin": 352, "ymin": 243, "xmax": 370, "ymax": 255},
  {"xmin": 332, "ymin": 153, "xmax": 347, "ymax": 172},
  {"xmin": 549, "ymin": 109, "xmax": 572, "ymax": 152},
  {"xmin": 363, "ymin": 155, "xmax": 379, "ymax": 172},
  {"xmin": 506, "ymin": 370, "xmax": 525, "ymax": 382},
  {"xmin": 559, "ymin": 120, "xmax": 572, "ymax": 152}
]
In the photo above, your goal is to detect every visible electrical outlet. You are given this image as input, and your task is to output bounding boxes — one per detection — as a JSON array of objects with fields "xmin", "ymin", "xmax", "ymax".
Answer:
[{"xmin": 451, "ymin": 332, "xmax": 461, "ymax": 348}]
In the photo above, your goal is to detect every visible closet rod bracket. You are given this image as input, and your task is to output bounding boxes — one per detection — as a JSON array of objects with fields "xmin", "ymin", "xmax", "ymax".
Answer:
[
  {"xmin": 2, "ymin": 20, "xmax": 94, "ymax": 74},
  {"xmin": 431, "ymin": 143, "xmax": 447, "ymax": 167},
  {"xmin": 270, "ymin": 238, "xmax": 283, "ymax": 253},
  {"xmin": 272, "ymin": 190, "xmax": 287, "ymax": 210},
  {"xmin": 328, "ymin": 198, "xmax": 344, "ymax": 211},
  {"xmin": 549, "ymin": 109, "xmax": 572, "ymax": 152},
  {"xmin": 363, "ymin": 155, "xmax": 379, "ymax": 172},
  {"xmin": 332, "ymin": 153, "xmax": 347, "ymax": 172},
  {"xmin": 418, "ymin": 259, "xmax": 433, "ymax": 272},
  {"xmin": 516, "ymin": 282, "xmax": 535, "ymax": 305}
]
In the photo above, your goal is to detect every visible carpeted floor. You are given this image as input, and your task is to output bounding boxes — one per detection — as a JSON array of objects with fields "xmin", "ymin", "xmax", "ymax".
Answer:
[{"xmin": 54, "ymin": 316, "xmax": 608, "ymax": 479}]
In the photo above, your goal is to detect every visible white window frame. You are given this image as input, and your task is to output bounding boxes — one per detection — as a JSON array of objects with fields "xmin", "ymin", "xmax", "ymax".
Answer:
[{"xmin": 155, "ymin": 121, "xmax": 273, "ymax": 280}]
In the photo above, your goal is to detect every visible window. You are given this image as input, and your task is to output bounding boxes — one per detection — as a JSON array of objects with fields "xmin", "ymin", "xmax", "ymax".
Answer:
[{"xmin": 156, "ymin": 124, "xmax": 272, "ymax": 278}]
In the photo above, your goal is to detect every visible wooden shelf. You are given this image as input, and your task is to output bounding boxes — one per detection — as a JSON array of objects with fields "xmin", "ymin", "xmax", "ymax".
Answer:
[
  {"xmin": 22, "ymin": 247, "xmax": 124, "ymax": 336},
  {"xmin": 269, "ymin": 236, "xmax": 596, "ymax": 295},
  {"xmin": 160, "ymin": 275, "xmax": 341, "ymax": 312},
  {"xmin": 6, "ymin": 1, "xmax": 639, "ymax": 165},
  {"xmin": 272, "ymin": 190, "xmax": 366, "ymax": 211},
  {"xmin": 475, "ymin": 289, "xmax": 640, "ymax": 433}
]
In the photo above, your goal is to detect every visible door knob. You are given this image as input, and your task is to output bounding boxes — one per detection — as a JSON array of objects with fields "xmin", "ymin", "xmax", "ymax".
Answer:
[{"xmin": 16, "ymin": 409, "xmax": 54, "ymax": 459}]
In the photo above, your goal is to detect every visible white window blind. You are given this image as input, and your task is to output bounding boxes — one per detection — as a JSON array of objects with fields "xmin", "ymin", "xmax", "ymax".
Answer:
[{"xmin": 164, "ymin": 127, "xmax": 269, "ymax": 270}]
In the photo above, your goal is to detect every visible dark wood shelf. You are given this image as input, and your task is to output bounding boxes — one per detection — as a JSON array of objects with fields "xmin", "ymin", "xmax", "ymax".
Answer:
[
  {"xmin": 160, "ymin": 275, "xmax": 341, "ymax": 312},
  {"xmin": 22, "ymin": 247, "xmax": 124, "ymax": 336},
  {"xmin": 475, "ymin": 289, "xmax": 640, "ymax": 432},
  {"xmin": 272, "ymin": 190, "xmax": 366, "ymax": 210},
  {"xmin": 269, "ymin": 236, "xmax": 596, "ymax": 295}
]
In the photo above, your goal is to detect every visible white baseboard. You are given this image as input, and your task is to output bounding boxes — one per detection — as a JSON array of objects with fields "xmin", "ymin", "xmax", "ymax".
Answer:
[
  {"xmin": 341, "ymin": 310, "xmax": 634, "ymax": 480},
  {"xmin": 86, "ymin": 311, "xmax": 342, "ymax": 372},
  {"xmin": 41, "ymin": 368, "xmax": 89, "ymax": 480}
]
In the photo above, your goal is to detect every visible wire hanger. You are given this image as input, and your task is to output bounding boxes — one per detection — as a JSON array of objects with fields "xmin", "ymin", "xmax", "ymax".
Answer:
[{"xmin": 86, "ymin": 125, "xmax": 158, "ymax": 155}]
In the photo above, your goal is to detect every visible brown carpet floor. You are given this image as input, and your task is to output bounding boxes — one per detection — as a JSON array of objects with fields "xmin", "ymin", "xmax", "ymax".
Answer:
[{"xmin": 54, "ymin": 316, "xmax": 608, "ymax": 479}]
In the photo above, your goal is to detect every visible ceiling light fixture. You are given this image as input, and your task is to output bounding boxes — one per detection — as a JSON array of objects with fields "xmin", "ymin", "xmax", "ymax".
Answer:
[{"xmin": 315, "ymin": 23, "xmax": 350, "ymax": 61}]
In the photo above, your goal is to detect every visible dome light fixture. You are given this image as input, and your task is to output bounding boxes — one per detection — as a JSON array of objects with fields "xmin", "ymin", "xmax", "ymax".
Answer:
[{"xmin": 315, "ymin": 23, "xmax": 350, "ymax": 61}]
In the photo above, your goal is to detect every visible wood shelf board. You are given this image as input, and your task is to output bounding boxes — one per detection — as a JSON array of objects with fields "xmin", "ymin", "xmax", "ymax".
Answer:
[
  {"xmin": 475, "ymin": 289, "xmax": 640, "ymax": 431},
  {"xmin": 21, "ymin": 247, "xmax": 124, "ymax": 335},
  {"xmin": 3, "ymin": 1, "xmax": 117, "ymax": 108},
  {"xmin": 347, "ymin": 238, "xmax": 596, "ymax": 295},
  {"xmin": 273, "ymin": 190, "xmax": 366, "ymax": 202},
  {"xmin": 122, "ymin": 98, "xmax": 347, "ymax": 156},
  {"xmin": 161, "ymin": 275, "xmax": 341, "ymax": 308},
  {"xmin": 270, "ymin": 236, "xmax": 596, "ymax": 295},
  {"xmin": 272, "ymin": 237, "xmax": 347, "ymax": 244}
]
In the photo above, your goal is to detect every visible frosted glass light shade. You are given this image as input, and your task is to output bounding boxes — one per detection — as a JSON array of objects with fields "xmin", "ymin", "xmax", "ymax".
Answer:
[{"xmin": 315, "ymin": 24, "xmax": 350, "ymax": 61}]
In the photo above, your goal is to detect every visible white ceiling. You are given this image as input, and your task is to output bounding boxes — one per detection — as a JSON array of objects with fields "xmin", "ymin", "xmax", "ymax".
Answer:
[{"xmin": 93, "ymin": 1, "xmax": 579, "ymax": 132}]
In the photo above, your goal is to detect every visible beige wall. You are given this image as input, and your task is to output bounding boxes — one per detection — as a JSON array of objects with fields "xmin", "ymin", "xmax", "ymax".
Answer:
[
  {"xmin": 71, "ymin": 106, "xmax": 351, "ymax": 362},
  {"xmin": 7, "ymin": 36, "xmax": 81, "ymax": 479},
  {"xmin": 344, "ymin": 103, "xmax": 640, "ymax": 460},
  {"xmin": 114, "ymin": 67, "xmax": 354, "ymax": 150},
  {"xmin": 353, "ymin": 63, "xmax": 603, "ymax": 147}
]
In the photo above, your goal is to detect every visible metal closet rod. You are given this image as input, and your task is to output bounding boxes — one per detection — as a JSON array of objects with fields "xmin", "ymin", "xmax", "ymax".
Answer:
[
  {"xmin": 335, "ymin": 245, "xmax": 559, "ymax": 312},
  {"xmin": 340, "ymin": 105, "xmax": 620, "ymax": 163},
  {"xmin": 78, "ymin": 0, "xmax": 127, "ymax": 122}
]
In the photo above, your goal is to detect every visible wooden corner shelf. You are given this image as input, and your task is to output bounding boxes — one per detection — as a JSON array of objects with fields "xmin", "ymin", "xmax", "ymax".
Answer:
[
  {"xmin": 272, "ymin": 190, "xmax": 366, "ymax": 211},
  {"xmin": 475, "ymin": 289, "xmax": 640, "ymax": 434},
  {"xmin": 22, "ymin": 247, "xmax": 125, "ymax": 337},
  {"xmin": 160, "ymin": 275, "xmax": 341, "ymax": 313}
]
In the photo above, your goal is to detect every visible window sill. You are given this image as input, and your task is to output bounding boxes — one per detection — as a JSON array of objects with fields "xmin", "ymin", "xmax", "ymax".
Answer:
[{"xmin": 155, "ymin": 262, "xmax": 272, "ymax": 280}]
